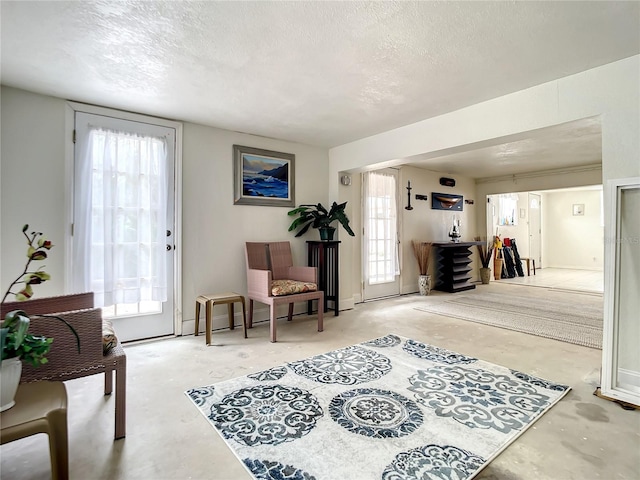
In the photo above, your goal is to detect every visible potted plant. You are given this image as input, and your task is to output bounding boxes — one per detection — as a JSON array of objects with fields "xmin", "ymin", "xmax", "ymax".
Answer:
[
  {"xmin": 474, "ymin": 236, "xmax": 494, "ymax": 284},
  {"xmin": 287, "ymin": 202, "xmax": 355, "ymax": 241},
  {"xmin": 0, "ymin": 225, "xmax": 80, "ymax": 411},
  {"xmin": 411, "ymin": 240, "xmax": 433, "ymax": 295}
]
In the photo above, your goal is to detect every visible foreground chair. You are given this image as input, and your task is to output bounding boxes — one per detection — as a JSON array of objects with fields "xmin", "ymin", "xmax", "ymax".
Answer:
[
  {"xmin": 1, "ymin": 293, "xmax": 126, "ymax": 440},
  {"xmin": 245, "ymin": 241, "xmax": 324, "ymax": 342}
]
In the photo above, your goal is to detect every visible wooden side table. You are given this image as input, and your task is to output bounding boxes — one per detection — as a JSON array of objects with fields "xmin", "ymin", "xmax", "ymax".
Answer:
[
  {"xmin": 195, "ymin": 293, "xmax": 248, "ymax": 345},
  {"xmin": 1, "ymin": 381, "xmax": 68, "ymax": 480}
]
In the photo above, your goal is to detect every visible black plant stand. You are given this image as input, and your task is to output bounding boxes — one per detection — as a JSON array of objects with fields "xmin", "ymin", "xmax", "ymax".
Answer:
[{"xmin": 307, "ymin": 241, "xmax": 340, "ymax": 316}]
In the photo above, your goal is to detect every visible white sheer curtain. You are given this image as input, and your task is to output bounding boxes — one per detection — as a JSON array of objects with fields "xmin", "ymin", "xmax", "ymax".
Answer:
[
  {"xmin": 363, "ymin": 170, "xmax": 400, "ymax": 284},
  {"xmin": 73, "ymin": 127, "xmax": 168, "ymax": 307}
]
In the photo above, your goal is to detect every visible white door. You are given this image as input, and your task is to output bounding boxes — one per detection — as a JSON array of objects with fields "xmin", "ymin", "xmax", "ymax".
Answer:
[
  {"xmin": 602, "ymin": 178, "xmax": 640, "ymax": 406},
  {"xmin": 363, "ymin": 169, "xmax": 401, "ymax": 300},
  {"xmin": 73, "ymin": 112, "xmax": 176, "ymax": 341},
  {"xmin": 528, "ymin": 193, "xmax": 542, "ymax": 268}
]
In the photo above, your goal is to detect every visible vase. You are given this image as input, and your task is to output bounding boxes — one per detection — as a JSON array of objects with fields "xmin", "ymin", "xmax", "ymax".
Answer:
[
  {"xmin": 418, "ymin": 274, "xmax": 431, "ymax": 296},
  {"xmin": 0, "ymin": 357, "xmax": 22, "ymax": 412},
  {"xmin": 493, "ymin": 259, "xmax": 503, "ymax": 280},
  {"xmin": 480, "ymin": 267, "xmax": 491, "ymax": 284},
  {"xmin": 319, "ymin": 226, "xmax": 336, "ymax": 241}
]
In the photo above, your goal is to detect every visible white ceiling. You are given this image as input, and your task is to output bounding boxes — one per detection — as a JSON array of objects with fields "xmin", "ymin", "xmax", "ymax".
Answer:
[{"xmin": 1, "ymin": 1, "xmax": 638, "ymax": 177}]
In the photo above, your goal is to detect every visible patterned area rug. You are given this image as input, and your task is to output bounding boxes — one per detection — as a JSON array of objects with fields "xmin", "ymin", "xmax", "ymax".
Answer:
[
  {"xmin": 186, "ymin": 335, "xmax": 569, "ymax": 480},
  {"xmin": 414, "ymin": 292, "xmax": 603, "ymax": 349}
]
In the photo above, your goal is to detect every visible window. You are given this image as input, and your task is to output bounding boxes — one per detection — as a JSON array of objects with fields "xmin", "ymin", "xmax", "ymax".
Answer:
[{"xmin": 497, "ymin": 194, "xmax": 519, "ymax": 226}]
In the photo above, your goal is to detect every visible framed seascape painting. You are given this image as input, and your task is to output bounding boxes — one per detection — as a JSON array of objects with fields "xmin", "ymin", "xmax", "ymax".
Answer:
[{"xmin": 233, "ymin": 145, "xmax": 295, "ymax": 207}]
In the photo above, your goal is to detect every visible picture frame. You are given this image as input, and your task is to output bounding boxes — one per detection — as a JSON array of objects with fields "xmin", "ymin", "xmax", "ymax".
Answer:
[
  {"xmin": 233, "ymin": 145, "xmax": 295, "ymax": 207},
  {"xmin": 572, "ymin": 204, "xmax": 585, "ymax": 216},
  {"xmin": 431, "ymin": 192, "xmax": 463, "ymax": 211}
]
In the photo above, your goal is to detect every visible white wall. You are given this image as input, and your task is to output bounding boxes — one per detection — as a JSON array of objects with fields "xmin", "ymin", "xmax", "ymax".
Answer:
[
  {"xmin": 338, "ymin": 165, "xmax": 478, "ymax": 303},
  {"xmin": 542, "ymin": 189, "xmax": 603, "ymax": 270},
  {"xmin": 1, "ymin": 87, "xmax": 69, "ymax": 301},
  {"xmin": 0, "ymin": 86, "xmax": 329, "ymax": 333},
  {"xmin": 399, "ymin": 166, "xmax": 478, "ymax": 293}
]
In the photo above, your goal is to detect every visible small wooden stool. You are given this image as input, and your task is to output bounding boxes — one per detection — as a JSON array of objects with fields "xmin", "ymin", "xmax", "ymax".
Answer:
[
  {"xmin": 522, "ymin": 258, "xmax": 536, "ymax": 276},
  {"xmin": 1, "ymin": 381, "xmax": 68, "ymax": 480},
  {"xmin": 195, "ymin": 293, "xmax": 248, "ymax": 345}
]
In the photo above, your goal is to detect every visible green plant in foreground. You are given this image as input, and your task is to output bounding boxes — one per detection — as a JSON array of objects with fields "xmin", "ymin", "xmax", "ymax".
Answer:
[
  {"xmin": 1, "ymin": 224, "xmax": 80, "ymax": 366},
  {"xmin": 2, "ymin": 224, "xmax": 54, "ymax": 302}
]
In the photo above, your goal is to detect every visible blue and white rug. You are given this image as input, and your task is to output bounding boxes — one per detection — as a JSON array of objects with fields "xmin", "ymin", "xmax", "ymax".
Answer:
[{"xmin": 186, "ymin": 335, "xmax": 570, "ymax": 480}]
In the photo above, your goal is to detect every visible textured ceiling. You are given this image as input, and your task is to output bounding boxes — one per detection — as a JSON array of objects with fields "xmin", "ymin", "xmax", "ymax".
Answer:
[
  {"xmin": 407, "ymin": 117, "xmax": 603, "ymax": 179},
  {"xmin": 1, "ymin": 1, "xmax": 638, "ymax": 176}
]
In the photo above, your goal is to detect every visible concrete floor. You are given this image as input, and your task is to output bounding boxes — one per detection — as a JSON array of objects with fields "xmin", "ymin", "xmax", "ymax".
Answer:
[{"xmin": 1, "ymin": 283, "xmax": 638, "ymax": 480}]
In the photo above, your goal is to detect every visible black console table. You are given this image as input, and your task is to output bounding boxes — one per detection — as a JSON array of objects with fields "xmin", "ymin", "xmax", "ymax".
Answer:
[
  {"xmin": 307, "ymin": 241, "xmax": 340, "ymax": 316},
  {"xmin": 432, "ymin": 241, "xmax": 482, "ymax": 293}
]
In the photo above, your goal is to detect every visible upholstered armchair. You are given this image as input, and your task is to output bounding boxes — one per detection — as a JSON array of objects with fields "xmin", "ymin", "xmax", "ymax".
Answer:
[{"xmin": 245, "ymin": 242, "xmax": 324, "ymax": 342}]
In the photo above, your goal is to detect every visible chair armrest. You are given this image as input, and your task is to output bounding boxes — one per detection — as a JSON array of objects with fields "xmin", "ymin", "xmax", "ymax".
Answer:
[
  {"xmin": 247, "ymin": 268, "xmax": 273, "ymax": 297},
  {"xmin": 287, "ymin": 266, "xmax": 317, "ymax": 284}
]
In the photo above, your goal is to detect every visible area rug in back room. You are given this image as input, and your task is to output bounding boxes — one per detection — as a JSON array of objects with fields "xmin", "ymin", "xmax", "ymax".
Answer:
[{"xmin": 186, "ymin": 334, "xmax": 570, "ymax": 480}]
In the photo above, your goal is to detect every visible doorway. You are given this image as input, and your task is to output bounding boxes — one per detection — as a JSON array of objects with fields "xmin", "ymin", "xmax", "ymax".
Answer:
[
  {"xmin": 362, "ymin": 169, "xmax": 401, "ymax": 300},
  {"xmin": 486, "ymin": 186, "xmax": 603, "ymax": 293}
]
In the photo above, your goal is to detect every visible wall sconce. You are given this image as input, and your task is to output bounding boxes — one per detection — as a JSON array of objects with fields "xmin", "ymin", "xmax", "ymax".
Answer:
[{"xmin": 340, "ymin": 175, "xmax": 352, "ymax": 186}]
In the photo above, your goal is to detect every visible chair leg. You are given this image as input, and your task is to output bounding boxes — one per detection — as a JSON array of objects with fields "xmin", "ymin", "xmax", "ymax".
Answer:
[
  {"xmin": 287, "ymin": 303, "xmax": 294, "ymax": 321},
  {"xmin": 195, "ymin": 300, "xmax": 201, "ymax": 336},
  {"xmin": 240, "ymin": 297, "xmax": 248, "ymax": 338},
  {"xmin": 104, "ymin": 369, "xmax": 113, "ymax": 395},
  {"xmin": 205, "ymin": 301, "xmax": 212, "ymax": 346},
  {"xmin": 114, "ymin": 360, "xmax": 126, "ymax": 440},
  {"xmin": 248, "ymin": 299, "xmax": 254, "ymax": 328},
  {"xmin": 270, "ymin": 306, "xmax": 278, "ymax": 343}
]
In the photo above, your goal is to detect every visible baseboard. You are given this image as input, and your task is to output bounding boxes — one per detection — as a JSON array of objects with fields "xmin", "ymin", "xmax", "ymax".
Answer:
[
  {"xmin": 544, "ymin": 265, "xmax": 603, "ymax": 272},
  {"xmin": 340, "ymin": 296, "xmax": 355, "ymax": 311},
  {"xmin": 401, "ymin": 284, "xmax": 419, "ymax": 295}
]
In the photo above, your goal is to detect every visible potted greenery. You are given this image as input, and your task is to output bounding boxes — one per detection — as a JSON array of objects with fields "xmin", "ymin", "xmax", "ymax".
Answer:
[
  {"xmin": 0, "ymin": 225, "xmax": 80, "ymax": 411},
  {"xmin": 287, "ymin": 202, "xmax": 355, "ymax": 241}
]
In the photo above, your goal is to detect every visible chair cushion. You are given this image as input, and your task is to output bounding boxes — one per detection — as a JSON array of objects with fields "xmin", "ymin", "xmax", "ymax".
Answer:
[
  {"xmin": 271, "ymin": 279, "xmax": 318, "ymax": 296},
  {"xmin": 102, "ymin": 318, "xmax": 118, "ymax": 355}
]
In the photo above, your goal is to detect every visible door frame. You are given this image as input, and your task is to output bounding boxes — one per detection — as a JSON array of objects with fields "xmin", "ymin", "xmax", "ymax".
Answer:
[
  {"xmin": 64, "ymin": 102, "xmax": 184, "ymax": 335},
  {"xmin": 602, "ymin": 177, "xmax": 640, "ymax": 406}
]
